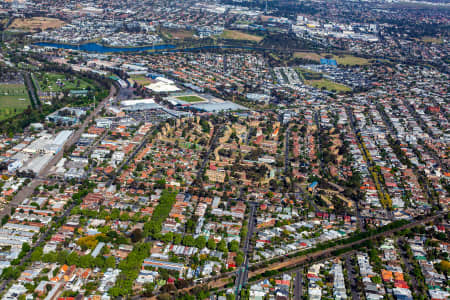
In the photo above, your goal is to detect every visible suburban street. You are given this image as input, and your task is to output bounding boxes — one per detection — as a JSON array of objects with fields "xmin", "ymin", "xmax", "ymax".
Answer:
[
  {"xmin": 344, "ymin": 254, "xmax": 361, "ymax": 300},
  {"xmin": 235, "ymin": 202, "xmax": 257, "ymax": 299},
  {"xmin": 293, "ymin": 270, "xmax": 303, "ymax": 300}
]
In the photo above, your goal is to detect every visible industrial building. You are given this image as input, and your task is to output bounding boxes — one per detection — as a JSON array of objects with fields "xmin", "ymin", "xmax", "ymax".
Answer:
[
  {"xmin": 10, "ymin": 130, "xmax": 75, "ymax": 175},
  {"xmin": 23, "ymin": 130, "xmax": 73, "ymax": 155},
  {"xmin": 120, "ymin": 98, "xmax": 162, "ymax": 111},
  {"xmin": 46, "ymin": 107, "xmax": 87, "ymax": 125}
]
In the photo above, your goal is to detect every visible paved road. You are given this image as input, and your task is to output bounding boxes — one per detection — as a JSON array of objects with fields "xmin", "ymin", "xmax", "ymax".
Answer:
[
  {"xmin": 293, "ymin": 270, "xmax": 303, "ymax": 300},
  {"xmin": 245, "ymin": 127, "xmax": 253, "ymax": 145},
  {"xmin": 346, "ymin": 106, "xmax": 393, "ymax": 220},
  {"xmin": 397, "ymin": 237, "xmax": 421, "ymax": 294},
  {"xmin": 314, "ymin": 111, "xmax": 326, "ymax": 174},
  {"xmin": 106, "ymin": 129, "xmax": 151, "ymax": 187},
  {"xmin": 284, "ymin": 126, "xmax": 290, "ymax": 176},
  {"xmin": 344, "ymin": 254, "xmax": 361, "ymax": 300},
  {"xmin": 294, "ymin": 182, "xmax": 319, "ymax": 213},
  {"xmin": 195, "ymin": 124, "xmax": 224, "ymax": 183},
  {"xmin": 235, "ymin": 202, "xmax": 256, "ymax": 299}
]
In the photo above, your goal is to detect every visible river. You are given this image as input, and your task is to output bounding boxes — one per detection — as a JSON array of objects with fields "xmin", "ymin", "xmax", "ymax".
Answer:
[
  {"xmin": 34, "ymin": 42, "xmax": 177, "ymax": 53},
  {"xmin": 34, "ymin": 42, "xmax": 261, "ymax": 53}
]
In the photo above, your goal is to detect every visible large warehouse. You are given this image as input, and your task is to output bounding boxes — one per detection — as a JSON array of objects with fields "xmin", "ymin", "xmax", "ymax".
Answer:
[{"xmin": 23, "ymin": 130, "xmax": 73, "ymax": 155}]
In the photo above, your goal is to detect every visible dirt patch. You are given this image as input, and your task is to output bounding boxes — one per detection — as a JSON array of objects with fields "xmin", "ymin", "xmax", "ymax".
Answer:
[
  {"xmin": 161, "ymin": 28, "xmax": 195, "ymax": 40},
  {"xmin": 9, "ymin": 17, "xmax": 65, "ymax": 31}
]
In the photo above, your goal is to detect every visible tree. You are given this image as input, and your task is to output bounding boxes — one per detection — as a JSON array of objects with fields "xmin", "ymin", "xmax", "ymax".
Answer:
[
  {"xmin": 185, "ymin": 218, "xmax": 196, "ymax": 233},
  {"xmin": 111, "ymin": 208, "xmax": 120, "ymax": 219},
  {"xmin": 119, "ymin": 212, "xmax": 130, "ymax": 221},
  {"xmin": 235, "ymin": 253, "xmax": 244, "ymax": 266},
  {"xmin": 173, "ymin": 233, "xmax": 182, "ymax": 244},
  {"xmin": 105, "ymin": 256, "xmax": 116, "ymax": 269},
  {"xmin": 79, "ymin": 255, "xmax": 93, "ymax": 268},
  {"xmin": 144, "ymin": 190, "xmax": 177, "ymax": 237},
  {"xmin": 161, "ymin": 232, "xmax": 173, "ymax": 243},
  {"xmin": 94, "ymin": 256, "xmax": 105, "ymax": 269},
  {"xmin": 0, "ymin": 266, "xmax": 20, "ymax": 280},
  {"xmin": 228, "ymin": 240, "xmax": 239, "ymax": 252},
  {"xmin": 66, "ymin": 251, "xmax": 79, "ymax": 266},
  {"xmin": 207, "ymin": 238, "xmax": 216, "ymax": 250},
  {"xmin": 143, "ymin": 282, "xmax": 155, "ymax": 296},
  {"xmin": 1, "ymin": 214, "xmax": 9, "ymax": 225},
  {"xmin": 21, "ymin": 242, "xmax": 30, "ymax": 253},
  {"xmin": 436, "ymin": 260, "xmax": 450, "ymax": 275},
  {"xmin": 131, "ymin": 229, "xmax": 143, "ymax": 243},
  {"xmin": 195, "ymin": 236, "xmax": 207, "ymax": 249},
  {"xmin": 31, "ymin": 247, "xmax": 43, "ymax": 262},
  {"xmin": 217, "ymin": 240, "xmax": 227, "ymax": 253},
  {"xmin": 77, "ymin": 235, "xmax": 99, "ymax": 250},
  {"xmin": 182, "ymin": 235, "xmax": 195, "ymax": 247},
  {"xmin": 112, "ymin": 242, "xmax": 150, "ymax": 296}
]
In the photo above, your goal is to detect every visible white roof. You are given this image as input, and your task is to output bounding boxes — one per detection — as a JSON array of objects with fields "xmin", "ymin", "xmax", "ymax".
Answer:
[
  {"xmin": 145, "ymin": 81, "xmax": 181, "ymax": 93},
  {"xmin": 121, "ymin": 98, "xmax": 155, "ymax": 106},
  {"xmin": 23, "ymin": 153, "xmax": 53, "ymax": 174},
  {"xmin": 155, "ymin": 77, "xmax": 174, "ymax": 84},
  {"xmin": 53, "ymin": 130, "xmax": 73, "ymax": 146}
]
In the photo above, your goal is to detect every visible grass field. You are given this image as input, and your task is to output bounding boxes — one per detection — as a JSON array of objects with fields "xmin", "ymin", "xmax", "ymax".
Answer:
[
  {"xmin": 130, "ymin": 75, "xmax": 152, "ymax": 86},
  {"xmin": 220, "ymin": 30, "xmax": 263, "ymax": 42},
  {"xmin": 9, "ymin": 17, "xmax": 65, "ymax": 32},
  {"xmin": 294, "ymin": 52, "xmax": 322, "ymax": 62},
  {"xmin": 305, "ymin": 79, "xmax": 351, "ymax": 92},
  {"xmin": 325, "ymin": 54, "xmax": 370, "ymax": 66},
  {"xmin": 294, "ymin": 51, "xmax": 370, "ymax": 66},
  {"xmin": 0, "ymin": 83, "xmax": 30, "ymax": 121},
  {"xmin": 176, "ymin": 95, "xmax": 206, "ymax": 103},
  {"xmin": 37, "ymin": 72, "xmax": 94, "ymax": 93}
]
